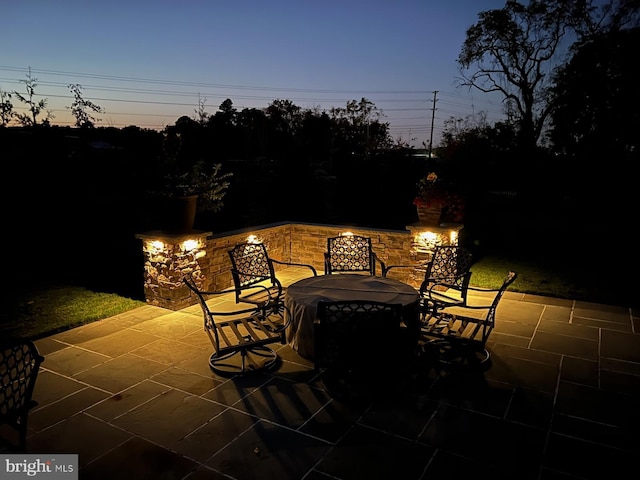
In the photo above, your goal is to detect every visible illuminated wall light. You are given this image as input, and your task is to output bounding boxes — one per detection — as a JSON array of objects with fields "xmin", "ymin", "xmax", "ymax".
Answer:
[
  {"xmin": 414, "ymin": 230, "xmax": 443, "ymax": 252},
  {"xmin": 341, "ymin": 231, "xmax": 354, "ymax": 236},
  {"xmin": 181, "ymin": 239, "xmax": 199, "ymax": 252},
  {"xmin": 150, "ymin": 240, "xmax": 165, "ymax": 252},
  {"xmin": 417, "ymin": 231, "xmax": 438, "ymax": 243},
  {"xmin": 247, "ymin": 235, "xmax": 261, "ymax": 244},
  {"xmin": 449, "ymin": 230, "xmax": 459, "ymax": 244}
]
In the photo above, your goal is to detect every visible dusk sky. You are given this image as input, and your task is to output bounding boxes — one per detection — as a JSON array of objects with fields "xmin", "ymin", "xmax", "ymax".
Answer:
[{"xmin": 3, "ymin": 0, "xmax": 509, "ymax": 147}]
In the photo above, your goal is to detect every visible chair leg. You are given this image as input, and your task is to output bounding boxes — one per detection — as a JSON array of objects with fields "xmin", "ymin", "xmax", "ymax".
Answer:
[
  {"xmin": 19, "ymin": 417, "xmax": 28, "ymax": 451},
  {"xmin": 423, "ymin": 339, "xmax": 491, "ymax": 371},
  {"xmin": 209, "ymin": 347, "xmax": 279, "ymax": 376},
  {"xmin": 1, "ymin": 414, "xmax": 29, "ymax": 452}
]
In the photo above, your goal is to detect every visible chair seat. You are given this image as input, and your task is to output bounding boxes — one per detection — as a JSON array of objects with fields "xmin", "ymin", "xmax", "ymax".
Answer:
[
  {"xmin": 184, "ymin": 275, "xmax": 291, "ymax": 376},
  {"xmin": 236, "ymin": 283, "xmax": 281, "ymax": 308},
  {"xmin": 420, "ymin": 271, "xmax": 517, "ymax": 369},
  {"xmin": 424, "ymin": 287, "xmax": 467, "ymax": 310},
  {"xmin": 208, "ymin": 313, "xmax": 286, "ymax": 374},
  {"xmin": 422, "ymin": 311, "xmax": 488, "ymax": 339}
]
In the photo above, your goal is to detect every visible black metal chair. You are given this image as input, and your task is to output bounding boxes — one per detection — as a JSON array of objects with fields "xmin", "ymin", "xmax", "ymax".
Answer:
[
  {"xmin": 420, "ymin": 271, "xmax": 518, "ymax": 368},
  {"xmin": 419, "ymin": 245, "xmax": 473, "ymax": 313},
  {"xmin": 1, "ymin": 339, "xmax": 45, "ymax": 451},
  {"xmin": 314, "ymin": 300, "xmax": 413, "ymax": 397},
  {"xmin": 228, "ymin": 242, "xmax": 317, "ymax": 311},
  {"xmin": 386, "ymin": 245, "xmax": 473, "ymax": 319},
  {"xmin": 324, "ymin": 234, "xmax": 386, "ymax": 275},
  {"xmin": 184, "ymin": 275, "xmax": 290, "ymax": 376}
]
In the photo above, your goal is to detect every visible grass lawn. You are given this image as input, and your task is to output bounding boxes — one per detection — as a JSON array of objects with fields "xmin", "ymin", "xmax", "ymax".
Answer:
[{"xmin": 1, "ymin": 284, "xmax": 146, "ymax": 341}]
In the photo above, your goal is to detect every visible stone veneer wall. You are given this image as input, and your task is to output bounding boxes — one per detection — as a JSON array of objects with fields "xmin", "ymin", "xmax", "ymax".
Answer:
[
  {"xmin": 137, "ymin": 221, "xmax": 459, "ymax": 309},
  {"xmin": 204, "ymin": 222, "xmax": 420, "ymax": 288}
]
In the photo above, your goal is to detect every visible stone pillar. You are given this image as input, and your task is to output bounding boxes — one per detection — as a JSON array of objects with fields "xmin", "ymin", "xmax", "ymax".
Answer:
[
  {"xmin": 135, "ymin": 230, "xmax": 212, "ymax": 310},
  {"xmin": 405, "ymin": 223, "xmax": 463, "ymax": 287}
]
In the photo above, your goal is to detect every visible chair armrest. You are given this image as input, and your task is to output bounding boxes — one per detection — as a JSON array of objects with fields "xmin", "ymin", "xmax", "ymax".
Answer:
[
  {"xmin": 466, "ymin": 284, "xmax": 501, "ymax": 293},
  {"xmin": 429, "ymin": 283, "xmax": 495, "ymax": 311},
  {"xmin": 372, "ymin": 252, "xmax": 386, "ymax": 276},
  {"xmin": 421, "ymin": 271, "xmax": 470, "ymax": 293},
  {"xmin": 426, "ymin": 288, "xmax": 465, "ymax": 303},
  {"xmin": 425, "ymin": 282, "xmax": 466, "ymax": 307},
  {"xmin": 190, "ymin": 283, "xmax": 275, "ymax": 314},
  {"xmin": 424, "ymin": 271, "xmax": 471, "ymax": 304},
  {"xmin": 202, "ymin": 282, "xmax": 272, "ymax": 296},
  {"xmin": 382, "ymin": 263, "xmax": 414, "ymax": 277},
  {"xmin": 270, "ymin": 258, "xmax": 318, "ymax": 276}
]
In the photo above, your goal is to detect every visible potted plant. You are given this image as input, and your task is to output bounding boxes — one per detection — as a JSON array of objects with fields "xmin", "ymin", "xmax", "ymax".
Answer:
[
  {"xmin": 149, "ymin": 134, "xmax": 233, "ymax": 233},
  {"xmin": 413, "ymin": 172, "xmax": 464, "ymax": 225}
]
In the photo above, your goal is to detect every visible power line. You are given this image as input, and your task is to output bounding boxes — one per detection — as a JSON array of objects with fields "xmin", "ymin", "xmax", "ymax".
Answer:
[
  {"xmin": 0, "ymin": 65, "xmax": 502, "ymax": 111},
  {"xmin": 0, "ymin": 65, "xmax": 434, "ymax": 95},
  {"xmin": 1, "ymin": 64, "xmax": 506, "ymax": 145}
]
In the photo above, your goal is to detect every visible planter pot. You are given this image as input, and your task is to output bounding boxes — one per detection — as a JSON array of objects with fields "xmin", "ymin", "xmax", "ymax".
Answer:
[
  {"xmin": 416, "ymin": 204, "xmax": 442, "ymax": 226},
  {"xmin": 165, "ymin": 195, "xmax": 198, "ymax": 233}
]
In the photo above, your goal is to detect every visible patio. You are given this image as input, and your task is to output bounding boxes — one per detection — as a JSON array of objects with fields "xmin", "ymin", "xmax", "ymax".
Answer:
[{"xmin": 4, "ymin": 266, "xmax": 639, "ymax": 479}]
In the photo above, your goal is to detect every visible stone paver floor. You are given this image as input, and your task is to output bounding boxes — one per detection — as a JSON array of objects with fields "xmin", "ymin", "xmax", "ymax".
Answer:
[{"xmin": 2, "ymin": 268, "xmax": 639, "ymax": 479}]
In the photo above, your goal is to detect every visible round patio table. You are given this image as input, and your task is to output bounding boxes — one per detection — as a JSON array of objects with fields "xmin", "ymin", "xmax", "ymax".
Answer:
[{"xmin": 284, "ymin": 274, "xmax": 420, "ymax": 360}]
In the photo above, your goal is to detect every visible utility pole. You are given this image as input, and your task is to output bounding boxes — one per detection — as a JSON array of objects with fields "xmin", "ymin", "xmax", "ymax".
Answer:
[{"xmin": 428, "ymin": 90, "xmax": 438, "ymax": 161}]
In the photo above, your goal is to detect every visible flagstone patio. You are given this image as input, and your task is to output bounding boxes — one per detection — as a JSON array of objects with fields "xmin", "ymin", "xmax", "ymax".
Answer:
[{"xmin": 2, "ymin": 267, "xmax": 639, "ymax": 479}]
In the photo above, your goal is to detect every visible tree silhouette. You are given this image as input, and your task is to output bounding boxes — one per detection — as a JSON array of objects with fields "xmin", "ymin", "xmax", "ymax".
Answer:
[
  {"xmin": 13, "ymin": 67, "xmax": 54, "ymax": 126},
  {"xmin": 0, "ymin": 89, "xmax": 13, "ymax": 126},
  {"xmin": 329, "ymin": 97, "xmax": 391, "ymax": 156},
  {"xmin": 550, "ymin": 26, "xmax": 638, "ymax": 223},
  {"xmin": 193, "ymin": 94, "xmax": 209, "ymax": 125},
  {"xmin": 68, "ymin": 84, "xmax": 103, "ymax": 128},
  {"xmin": 458, "ymin": 0, "xmax": 639, "ymax": 152},
  {"xmin": 550, "ymin": 27, "xmax": 639, "ymax": 162}
]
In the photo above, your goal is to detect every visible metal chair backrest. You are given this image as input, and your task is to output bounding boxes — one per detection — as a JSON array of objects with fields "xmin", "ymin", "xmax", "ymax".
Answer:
[
  {"xmin": 183, "ymin": 274, "xmax": 224, "ymax": 349},
  {"xmin": 419, "ymin": 246, "xmax": 474, "ymax": 311},
  {"xmin": 325, "ymin": 235, "xmax": 376, "ymax": 275},
  {"xmin": 314, "ymin": 300, "xmax": 404, "ymax": 373},
  {"xmin": 423, "ymin": 245, "xmax": 473, "ymax": 286},
  {"xmin": 228, "ymin": 242, "xmax": 283, "ymax": 306},
  {"xmin": 228, "ymin": 242, "xmax": 279, "ymax": 289},
  {"xmin": 483, "ymin": 270, "xmax": 518, "ymax": 329},
  {"xmin": 1, "ymin": 339, "xmax": 44, "ymax": 450}
]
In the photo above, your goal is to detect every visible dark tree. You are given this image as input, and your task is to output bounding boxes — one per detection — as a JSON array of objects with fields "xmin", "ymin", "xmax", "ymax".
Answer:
[
  {"xmin": 329, "ymin": 98, "xmax": 392, "ymax": 157},
  {"xmin": 550, "ymin": 27, "xmax": 639, "ymax": 161},
  {"xmin": 549, "ymin": 26, "xmax": 639, "ymax": 223},
  {"xmin": 0, "ymin": 88, "xmax": 13, "ymax": 126},
  {"xmin": 68, "ymin": 84, "xmax": 103, "ymax": 128},
  {"xmin": 265, "ymin": 99, "xmax": 303, "ymax": 161},
  {"xmin": 438, "ymin": 112, "xmax": 520, "ymax": 193},
  {"xmin": 236, "ymin": 107, "xmax": 268, "ymax": 159},
  {"xmin": 13, "ymin": 67, "xmax": 54, "ymax": 126},
  {"xmin": 458, "ymin": 0, "xmax": 638, "ymax": 151},
  {"xmin": 206, "ymin": 99, "xmax": 238, "ymax": 160},
  {"xmin": 458, "ymin": 1, "xmax": 582, "ymax": 150},
  {"xmin": 193, "ymin": 94, "xmax": 209, "ymax": 125},
  {"xmin": 299, "ymin": 108, "xmax": 333, "ymax": 169}
]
